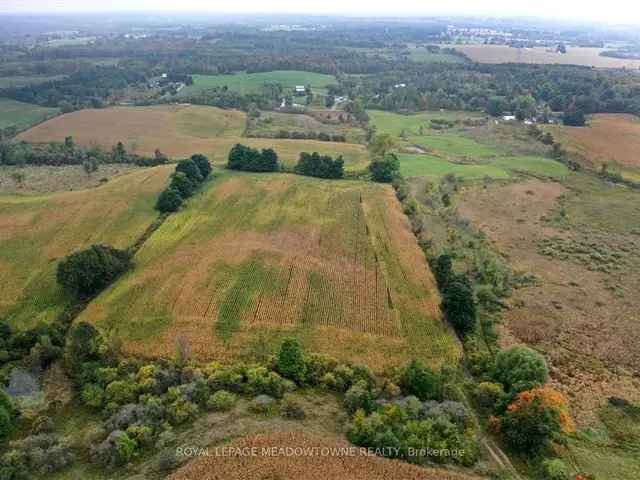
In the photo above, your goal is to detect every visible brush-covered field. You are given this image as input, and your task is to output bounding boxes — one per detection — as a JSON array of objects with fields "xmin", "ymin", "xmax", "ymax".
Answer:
[
  {"xmin": 180, "ymin": 70, "xmax": 337, "ymax": 96},
  {"xmin": 0, "ymin": 97, "xmax": 60, "ymax": 130},
  {"xmin": 545, "ymin": 113, "xmax": 640, "ymax": 180},
  {"xmin": 246, "ymin": 110, "xmax": 366, "ymax": 144},
  {"xmin": 369, "ymin": 110, "xmax": 568, "ymax": 180},
  {"xmin": 17, "ymin": 105, "xmax": 370, "ymax": 171},
  {"xmin": 450, "ymin": 44, "xmax": 640, "ymax": 69},
  {"xmin": 79, "ymin": 171, "xmax": 459, "ymax": 370},
  {"xmin": 0, "ymin": 165, "xmax": 173, "ymax": 329}
]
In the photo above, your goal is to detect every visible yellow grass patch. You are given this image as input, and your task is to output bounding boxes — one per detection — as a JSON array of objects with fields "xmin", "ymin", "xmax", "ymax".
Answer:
[
  {"xmin": 451, "ymin": 44, "xmax": 640, "ymax": 69},
  {"xmin": 0, "ymin": 165, "xmax": 172, "ymax": 328},
  {"xmin": 17, "ymin": 105, "xmax": 370, "ymax": 170},
  {"xmin": 548, "ymin": 114, "xmax": 640, "ymax": 169},
  {"xmin": 80, "ymin": 172, "xmax": 458, "ymax": 370}
]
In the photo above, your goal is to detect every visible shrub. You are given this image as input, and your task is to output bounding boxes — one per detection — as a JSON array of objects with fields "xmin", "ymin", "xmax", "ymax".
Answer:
[
  {"xmin": 344, "ymin": 380, "xmax": 375, "ymax": 414},
  {"xmin": 281, "ymin": 395, "xmax": 306, "ymax": 419},
  {"xmin": 227, "ymin": 144, "xmax": 279, "ymax": 172},
  {"xmin": 206, "ymin": 390, "xmax": 237, "ymax": 411},
  {"xmin": 474, "ymin": 382, "xmax": 505, "ymax": 412},
  {"xmin": 169, "ymin": 171, "xmax": 195, "ymax": 198},
  {"xmin": 400, "ymin": 360, "xmax": 442, "ymax": 401},
  {"xmin": 56, "ymin": 245, "xmax": 131, "ymax": 298},
  {"xmin": 501, "ymin": 390, "xmax": 564, "ymax": 453},
  {"xmin": 246, "ymin": 367, "xmax": 286, "ymax": 398},
  {"xmin": 175, "ymin": 158, "xmax": 203, "ymax": 183},
  {"xmin": 190, "ymin": 154, "xmax": 212, "ymax": 178},
  {"xmin": 369, "ymin": 153, "xmax": 400, "ymax": 183},
  {"xmin": 276, "ymin": 338, "xmax": 306, "ymax": 384},
  {"xmin": 433, "ymin": 254, "xmax": 453, "ymax": 288},
  {"xmin": 93, "ymin": 430, "xmax": 138, "ymax": 468},
  {"xmin": 542, "ymin": 459, "xmax": 571, "ymax": 480},
  {"xmin": 166, "ymin": 397, "xmax": 198, "ymax": 425},
  {"xmin": 441, "ymin": 276, "xmax": 477, "ymax": 336},
  {"xmin": 65, "ymin": 322, "xmax": 103, "ymax": 370},
  {"xmin": 156, "ymin": 188, "xmax": 183, "ymax": 213},
  {"xmin": 295, "ymin": 152, "xmax": 344, "ymax": 179},
  {"xmin": 81, "ymin": 383, "xmax": 105, "ymax": 409},
  {"xmin": 105, "ymin": 380, "xmax": 138, "ymax": 406},
  {"xmin": 249, "ymin": 394, "xmax": 276, "ymax": 414},
  {"xmin": 5, "ymin": 434, "xmax": 75, "ymax": 474},
  {"xmin": 492, "ymin": 346, "xmax": 549, "ymax": 393}
]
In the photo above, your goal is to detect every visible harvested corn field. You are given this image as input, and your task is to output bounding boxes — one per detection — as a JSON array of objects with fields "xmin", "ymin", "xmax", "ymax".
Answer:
[
  {"xmin": 170, "ymin": 431, "xmax": 486, "ymax": 480},
  {"xmin": 80, "ymin": 172, "xmax": 458, "ymax": 370}
]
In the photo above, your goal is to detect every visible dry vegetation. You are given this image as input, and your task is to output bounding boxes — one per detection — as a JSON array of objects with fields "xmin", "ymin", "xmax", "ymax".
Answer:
[
  {"xmin": 17, "ymin": 105, "xmax": 370, "ymax": 170},
  {"xmin": 0, "ymin": 165, "xmax": 173, "ymax": 328},
  {"xmin": 451, "ymin": 44, "xmax": 640, "ymax": 69},
  {"xmin": 80, "ymin": 172, "xmax": 459, "ymax": 370},
  {"xmin": 171, "ymin": 431, "xmax": 486, "ymax": 480},
  {"xmin": 547, "ymin": 114, "xmax": 640, "ymax": 171},
  {"xmin": 0, "ymin": 164, "xmax": 141, "ymax": 194},
  {"xmin": 458, "ymin": 177, "xmax": 640, "ymax": 424}
]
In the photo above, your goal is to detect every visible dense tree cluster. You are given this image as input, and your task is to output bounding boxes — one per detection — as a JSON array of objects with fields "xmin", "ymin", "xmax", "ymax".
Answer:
[
  {"xmin": 227, "ymin": 144, "xmax": 279, "ymax": 172},
  {"xmin": 156, "ymin": 154, "xmax": 212, "ymax": 213},
  {"xmin": 1, "ymin": 66, "xmax": 146, "ymax": 110},
  {"xmin": 56, "ymin": 244, "xmax": 132, "ymax": 299},
  {"xmin": 294, "ymin": 152, "xmax": 344, "ymax": 179}
]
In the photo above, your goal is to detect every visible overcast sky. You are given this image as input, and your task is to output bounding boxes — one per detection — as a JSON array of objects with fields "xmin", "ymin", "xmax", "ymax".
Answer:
[{"xmin": 1, "ymin": 0, "xmax": 639, "ymax": 25}]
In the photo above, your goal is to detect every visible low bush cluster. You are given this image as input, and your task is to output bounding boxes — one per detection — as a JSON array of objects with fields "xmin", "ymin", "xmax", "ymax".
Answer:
[
  {"xmin": 155, "ymin": 154, "xmax": 212, "ymax": 213},
  {"xmin": 0, "ymin": 433, "xmax": 75, "ymax": 478},
  {"xmin": 250, "ymin": 130, "xmax": 347, "ymax": 142},
  {"xmin": 431, "ymin": 254, "xmax": 477, "ymax": 337},
  {"xmin": 347, "ymin": 398, "xmax": 477, "ymax": 467}
]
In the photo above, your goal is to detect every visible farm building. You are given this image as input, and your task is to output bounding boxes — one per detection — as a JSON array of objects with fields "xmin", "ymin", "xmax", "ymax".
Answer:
[{"xmin": 294, "ymin": 85, "xmax": 306, "ymax": 95}]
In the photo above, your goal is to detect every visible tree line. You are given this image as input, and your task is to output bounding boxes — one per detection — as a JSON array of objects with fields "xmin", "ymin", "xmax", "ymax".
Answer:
[{"xmin": 0, "ymin": 138, "xmax": 168, "ymax": 167}]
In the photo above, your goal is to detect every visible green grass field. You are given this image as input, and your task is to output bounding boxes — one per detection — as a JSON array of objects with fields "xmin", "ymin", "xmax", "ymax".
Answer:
[
  {"xmin": 0, "ymin": 97, "xmax": 60, "ymax": 130},
  {"xmin": 79, "ymin": 171, "xmax": 459, "ymax": 371},
  {"xmin": 0, "ymin": 166, "xmax": 172, "ymax": 329},
  {"xmin": 181, "ymin": 70, "xmax": 337, "ymax": 96},
  {"xmin": 397, "ymin": 154, "xmax": 568, "ymax": 181},
  {"xmin": 368, "ymin": 110, "xmax": 486, "ymax": 137},
  {"xmin": 370, "ymin": 110, "xmax": 568, "ymax": 181}
]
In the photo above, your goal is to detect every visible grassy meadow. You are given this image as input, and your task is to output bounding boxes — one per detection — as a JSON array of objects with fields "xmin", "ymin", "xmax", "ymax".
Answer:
[
  {"xmin": 369, "ymin": 110, "xmax": 568, "ymax": 181},
  {"xmin": 180, "ymin": 70, "xmax": 337, "ymax": 96},
  {"xmin": 17, "ymin": 105, "xmax": 371, "ymax": 171},
  {"xmin": 0, "ymin": 165, "xmax": 173, "ymax": 329},
  {"xmin": 0, "ymin": 97, "xmax": 60, "ymax": 130},
  {"xmin": 79, "ymin": 171, "xmax": 459, "ymax": 370}
]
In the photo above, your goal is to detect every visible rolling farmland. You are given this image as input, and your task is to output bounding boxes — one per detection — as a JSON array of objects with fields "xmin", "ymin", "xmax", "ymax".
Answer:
[
  {"xmin": 0, "ymin": 97, "xmax": 60, "ymax": 130},
  {"xmin": 546, "ymin": 114, "xmax": 640, "ymax": 176},
  {"xmin": 369, "ymin": 110, "xmax": 568, "ymax": 181},
  {"xmin": 17, "ymin": 105, "xmax": 371, "ymax": 171},
  {"xmin": 80, "ymin": 172, "xmax": 459, "ymax": 370},
  {"xmin": 451, "ymin": 44, "xmax": 640, "ymax": 69},
  {"xmin": 180, "ymin": 70, "xmax": 337, "ymax": 96},
  {"xmin": 0, "ymin": 165, "xmax": 173, "ymax": 329}
]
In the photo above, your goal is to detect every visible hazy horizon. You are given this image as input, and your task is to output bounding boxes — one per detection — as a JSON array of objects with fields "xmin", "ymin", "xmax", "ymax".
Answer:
[{"xmin": 1, "ymin": 1, "xmax": 639, "ymax": 26}]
